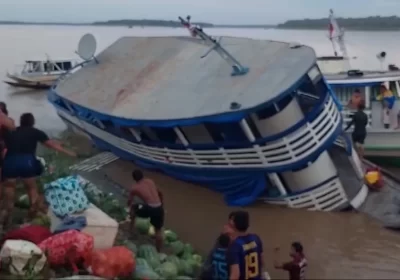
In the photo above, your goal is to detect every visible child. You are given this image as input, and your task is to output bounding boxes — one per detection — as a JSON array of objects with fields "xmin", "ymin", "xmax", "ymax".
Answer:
[{"xmin": 201, "ymin": 234, "xmax": 230, "ymax": 280}]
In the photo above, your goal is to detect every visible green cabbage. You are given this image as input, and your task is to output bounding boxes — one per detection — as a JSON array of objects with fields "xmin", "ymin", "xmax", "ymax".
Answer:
[
  {"xmin": 154, "ymin": 261, "xmax": 178, "ymax": 279},
  {"xmin": 158, "ymin": 253, "xmax": 168, "ymax": 262},
  {"xmin": 136, "ymin": 258, "xmax": 150, "ymax": 268},
  {"xmin": 137, "ymin": 244, "xmax": 160, "ymax": 269},
  {"xmin": 134, "ymin": 265, "xmax": 160, "ymax": 280},
  {"xmin": 169, "ymin": 241, "xmax": 185, "ymax": 256},
  {"xmin": 135, "ymin": 218, "xmax": 151, "ymax": 234},
  {"xmin": 164, "ymin": 230, "xmax": 178, "ymax": 242}
]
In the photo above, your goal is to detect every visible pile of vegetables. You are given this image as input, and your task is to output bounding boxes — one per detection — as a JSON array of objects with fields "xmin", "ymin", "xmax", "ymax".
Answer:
[
  {"xmin": 14, "ymin": 146, "xmax": 205, "ymax": 279},
  {"xmin": 133, "ymin": 219, "xmax": 203, "ymax": 279}
]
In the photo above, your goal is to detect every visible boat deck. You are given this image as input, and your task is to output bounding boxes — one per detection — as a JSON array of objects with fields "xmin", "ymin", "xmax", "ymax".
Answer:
[{"xmin": 55, "ymin": 36, "xmax": 315, "ymax": 120}]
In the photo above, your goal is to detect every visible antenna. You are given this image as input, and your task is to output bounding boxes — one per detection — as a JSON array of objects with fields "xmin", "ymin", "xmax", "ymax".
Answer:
[
  {"xmin": 178, "ymin": 15, "xmax": 249, "ymax": 76},
  {"xmin": 76, "ymin": 33, "xmax": 98, "ymax": 63}
]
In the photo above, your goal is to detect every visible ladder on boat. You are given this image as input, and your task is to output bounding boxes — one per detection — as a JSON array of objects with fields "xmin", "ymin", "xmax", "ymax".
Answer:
[{"xmin": 70, "ymin": 152, "xmax": 119, "ymax": 172}]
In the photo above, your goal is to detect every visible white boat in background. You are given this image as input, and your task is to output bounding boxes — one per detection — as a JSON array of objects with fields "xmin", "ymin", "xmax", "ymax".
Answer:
[
  {"xmin": 319, "ymin": 9, "xmax": 400, "ymax": 157},
  {"xmin": 4, "ymin": 57, "xmax": 78, "ymax": 90}
]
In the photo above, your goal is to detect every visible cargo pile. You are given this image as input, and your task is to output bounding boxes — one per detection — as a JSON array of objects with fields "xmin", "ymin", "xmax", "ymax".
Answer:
[{"xmin": 0, "ymin": 151, "xmax": 204, "ymax": 279}]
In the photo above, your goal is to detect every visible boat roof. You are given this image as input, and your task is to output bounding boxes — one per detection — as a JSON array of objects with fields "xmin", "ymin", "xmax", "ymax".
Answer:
[
  {"xmin": 325, "ymin": 70, "xmax": 400, "ymax": 84},
  {"xmin": 54, "ymin": 36, "xmax": 316, "ymax": 121}
]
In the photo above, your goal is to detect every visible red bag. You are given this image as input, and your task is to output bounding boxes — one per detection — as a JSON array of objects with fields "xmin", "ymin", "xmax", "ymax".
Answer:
[
  {"xmin": 86, "ymin": 246, "xmax": 135, "ymax": 278},
  {"xmin": 39, "ymin": 230, "xmax": 94, "ymax": 272},
  {"xmin": 1, "ymin": 225, "xmax": 52, "ymax": 246}
]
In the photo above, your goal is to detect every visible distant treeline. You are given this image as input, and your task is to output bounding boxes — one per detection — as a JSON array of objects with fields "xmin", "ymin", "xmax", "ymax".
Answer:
[
  {"xmin": 93, "ymin": 19, "xmax": 214, "ymax": 28},
  {"xmin": 278, "ymin": 16, "xmax": 400, "ymax": 31},
  {"xmin": 0, "ymin": 21, "xmax": 89, "ymax": 26},
  {"xmin": 215, "ymin": 24, "xmax": 275, "ymax": 29}
]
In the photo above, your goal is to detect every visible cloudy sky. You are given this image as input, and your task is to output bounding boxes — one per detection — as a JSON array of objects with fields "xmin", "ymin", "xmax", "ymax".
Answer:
[{"xmin": 1, "ymin": 0, "xmax": 399, "ymax": 24}]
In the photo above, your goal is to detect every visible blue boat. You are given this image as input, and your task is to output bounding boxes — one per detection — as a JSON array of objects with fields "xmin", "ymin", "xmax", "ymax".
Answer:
[{"xmin": 48, "ymin": 22, "xmax": 368, "ymax": 211}]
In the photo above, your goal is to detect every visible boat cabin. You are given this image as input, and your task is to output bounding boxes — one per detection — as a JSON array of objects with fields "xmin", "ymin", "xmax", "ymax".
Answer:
[
  {"xmin": 21, "ymin": 59, "xmax": 76, "ymax": 76},
  {"xmin": 327, "ymin": 74, "xmax": 400, "ymax": 131}
]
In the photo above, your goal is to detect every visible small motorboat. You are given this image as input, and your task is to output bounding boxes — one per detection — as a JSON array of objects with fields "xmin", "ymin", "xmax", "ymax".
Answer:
[{"xmin": 4, "ymin": 58, "xmax": 77, "ymax": 90}]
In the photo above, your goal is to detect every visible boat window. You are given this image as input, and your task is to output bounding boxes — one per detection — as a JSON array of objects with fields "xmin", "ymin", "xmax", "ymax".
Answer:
[
  {"xmin": 31, "ymin": 62, "xmax": 41, "ymax": 73},
  {"xmin": 333, "ymin": 86, "xmax": 362, "ymax": 105},
  {"xmin": 256, "ymin": 94, "xmax": 294, "ymax": 120},
  {"xmin": 296, "ymin": 76, "xmax": 323, "ymax": 114},
  {"xmin": 119, "ymin": 127, "xmax": 139, "ymax": 142},
  {"xmin": 138, "ymin": 127, "xmax": 158, "ymax": 141},
  {"xmin": 180, "ymin": 124, "xmax": 213, "ymax": 144},
  {"xmin": 54, "ymin": 62, "xmax": 63, "ymax": 71},
  {"xmin": 245, "ymin": 116, "xmax": 262, "ymax": 139},
  {"xmin": 101, "ymin": 120, "xmax": 115, "ymax": 130},
  {"xmin": 297, "ymin": 76, "xmax": 319, "ymax": 98},
  {"xmin": 44, "ymin": 61, "xmax": 53, "ymax": 72},
  {"xmin": 370, "ymin": 84, "xmax": 389, "ymax": 99},
  {"xmin": 389, "ymin": 81, "xmax": 398, "ymax": 96},
  {"xmin": 307, "ymin": 66, "xmax": 322, "ymax": 83},
  {"xmin": 152, "ymin": 127, "xmax": 181, "ymax": 144},
  {"xmin": 63, "ymin": 61, "xmax": 72, "ymax": 70},
  {"xmin": 205, "ymin": 122, "xmax": 249, "ymax": 143}
]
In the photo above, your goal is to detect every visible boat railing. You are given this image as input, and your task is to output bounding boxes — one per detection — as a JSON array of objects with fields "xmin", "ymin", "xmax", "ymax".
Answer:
[
  {"xmin": 263, "ymin": 177, "xmax": 348, "ymax": 211},
  {"xmin": 341, "ymin": 109, "xmax": 372, "ymax": 129},
  {"xmin": 55, "ymin": 93, "xmax": 341, "ymax": 170}
]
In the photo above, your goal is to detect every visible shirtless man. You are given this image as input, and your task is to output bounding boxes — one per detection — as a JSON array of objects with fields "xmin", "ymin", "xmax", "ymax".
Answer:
[{"xmin": 127, "ymin": 169, "xmax": 164, "ymax": 252}]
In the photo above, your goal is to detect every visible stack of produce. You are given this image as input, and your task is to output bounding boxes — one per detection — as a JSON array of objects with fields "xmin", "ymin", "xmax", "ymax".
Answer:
[
  {"xmin": 10, "ymin": 150, "xmax": 204, "ymax": 279},
  {"xmin": 133, "ymin": 218, "xmax": 203, "ymax": 279}
]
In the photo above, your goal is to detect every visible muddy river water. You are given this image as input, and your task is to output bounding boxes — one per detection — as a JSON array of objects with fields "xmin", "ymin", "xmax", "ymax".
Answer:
[{"xmin": 1, "ymin": 24, "xmax": 400, "ymax": 278}]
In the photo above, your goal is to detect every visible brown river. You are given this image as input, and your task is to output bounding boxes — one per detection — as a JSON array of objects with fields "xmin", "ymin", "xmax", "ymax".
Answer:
[{"xmin": 1, "ymin": 24, "xmax": 400, "ymax": 278}]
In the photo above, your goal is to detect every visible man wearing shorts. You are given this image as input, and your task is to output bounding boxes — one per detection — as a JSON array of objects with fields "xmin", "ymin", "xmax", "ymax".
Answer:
[
  {"xmin": 344, "ymin": 102, "xmax": 368, "ymax": 158},
  {"xmin": 127, "ymin": 169, "xmax": 164, "ymax": 252}
]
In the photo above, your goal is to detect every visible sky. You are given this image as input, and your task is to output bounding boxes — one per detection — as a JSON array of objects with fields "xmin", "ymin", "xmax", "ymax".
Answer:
[{"xmin": 1, "ymin": 0, "xmax": 400, "ymax": 25}]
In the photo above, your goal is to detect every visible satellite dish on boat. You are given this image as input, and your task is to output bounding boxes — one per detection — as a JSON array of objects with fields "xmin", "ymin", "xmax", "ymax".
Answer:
[
  {"xmin": 376, "ymin": 51, "xmax": 387, "ymax": 72},
  {"xmin": 76, "ymin": 33, "xmax": 97, "ymax": 62}
]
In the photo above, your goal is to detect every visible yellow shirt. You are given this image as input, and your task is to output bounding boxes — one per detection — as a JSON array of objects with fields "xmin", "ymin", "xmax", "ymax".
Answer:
[{"xmin": 376, "ymin": 89, "xmax": 393, "ymax": 101}]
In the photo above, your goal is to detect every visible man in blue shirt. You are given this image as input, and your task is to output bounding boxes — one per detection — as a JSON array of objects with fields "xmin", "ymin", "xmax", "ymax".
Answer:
[{"xmin": 227, "ymin": 211, "xmax": 264, "ymax": 280}]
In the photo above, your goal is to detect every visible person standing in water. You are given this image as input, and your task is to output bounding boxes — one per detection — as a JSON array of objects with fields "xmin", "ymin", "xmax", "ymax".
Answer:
[
  {"xmin": 0, "ymin": 113, "xmax": 76, "ymax": 227},
  {"xmin": 128, "ymin": 169, "xmax": 165, "ymax": 252},
  {"xmin": 344, "ymin": 102, "xmax": 368, "ymax": 158},
  {"xmin": 226, "ymin": 210, "xmax": 264, "ymax": 280},
  {"xmin": 274, "ymin": 242, "xmax": 307, "ymax": 280}
]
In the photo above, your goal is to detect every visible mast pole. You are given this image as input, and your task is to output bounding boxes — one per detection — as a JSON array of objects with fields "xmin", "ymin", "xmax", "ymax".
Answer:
[
  {"xmin": 329, "ymin": 9, "xmax": 351, "ymax": 69},
  {"xmin": 179, "ymin": 15, "xmax": 249, "ymax": 76}
]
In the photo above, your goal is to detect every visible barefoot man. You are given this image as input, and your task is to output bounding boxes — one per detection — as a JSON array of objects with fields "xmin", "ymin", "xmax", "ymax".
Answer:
[{"xmin": 127, "ymin": 169, "xmax": 164, "ymax": 252}]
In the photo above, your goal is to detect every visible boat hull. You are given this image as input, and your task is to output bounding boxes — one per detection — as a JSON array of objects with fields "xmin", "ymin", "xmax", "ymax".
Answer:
[{"xmin": 4, "ymin": 80, "xmax": 51, "ymax": 90}]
